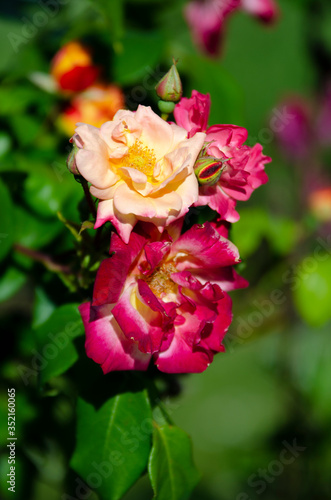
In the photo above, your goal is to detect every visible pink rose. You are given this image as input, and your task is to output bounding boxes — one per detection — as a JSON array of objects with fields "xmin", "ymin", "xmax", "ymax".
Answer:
[
  {"xmin": 79, "ymin": 220, "xmax": 247, "ymax": 374},
  {"xmin": 174, "ymin": 91, "xmax": 270, "ymax": 222},
  {"xmin": 72, "ymin": 105, "xmax": 205, "ymax": 243},
  {"xmin": 174, "ymin": 90, "xmax": 211, "ymax": 137},
  {"xmin": 185, "ymin": 0, "xmax": 278, "ymax": 56}
]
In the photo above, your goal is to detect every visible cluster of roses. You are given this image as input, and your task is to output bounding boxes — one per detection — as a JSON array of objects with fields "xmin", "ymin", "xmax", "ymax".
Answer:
[
  {"xmin": 72, "ymin": 90, "xmax": 270, "ymax": 374},
  {"xmin": 48, "ymin": 42, "xmax": 124, "ymax": 135}
]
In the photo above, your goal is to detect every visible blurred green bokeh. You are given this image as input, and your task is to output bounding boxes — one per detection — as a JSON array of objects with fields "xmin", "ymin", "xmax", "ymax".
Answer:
[{"xmin": 1, "ymin": 0, "xmax": 331, "ymax": 499}]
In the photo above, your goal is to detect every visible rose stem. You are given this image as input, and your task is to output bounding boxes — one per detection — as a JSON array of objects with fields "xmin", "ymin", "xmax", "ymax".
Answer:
[
  {"xmin": 80, "ymin": 179, "xmax": 97, "ymax": 219},
  {"xmin": 14, "ymin": 244, "xmax": 71, "ymax": 274}
]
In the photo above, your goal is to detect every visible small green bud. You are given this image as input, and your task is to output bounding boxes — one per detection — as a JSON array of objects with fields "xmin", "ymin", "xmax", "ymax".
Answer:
[
  {"xmin": 155, "ymin": 61, "xmax": 183, "ymax": 103},
  {"xmin": 158, "ymin": 100, "xmax": 176, "ymax": 114},
  {"xmin": 66, "ymin": 142, "xmax": 80, "ymax": 175}
]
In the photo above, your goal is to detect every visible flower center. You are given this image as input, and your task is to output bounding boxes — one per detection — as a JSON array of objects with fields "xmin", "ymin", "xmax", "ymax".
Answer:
[
  {"xmin": 145, "ymin": 262, "xmax": 177, "ymax": 298},
  {"xmin": 122, "ymin": 139, "xmax": 156, "ymax": 177}
]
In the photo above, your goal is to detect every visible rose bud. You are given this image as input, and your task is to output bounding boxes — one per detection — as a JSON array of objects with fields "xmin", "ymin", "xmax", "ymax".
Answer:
[
  {"xmin": 66, "ymin": 141, "xmax": 80, "ymax": 175},
  {"xmin": 194, "ymin": 154, "xmax": 227, "ymax": 186},
  {"xmin": 155, "ymin": 62, "xmax": 183, "ymax": 103}
]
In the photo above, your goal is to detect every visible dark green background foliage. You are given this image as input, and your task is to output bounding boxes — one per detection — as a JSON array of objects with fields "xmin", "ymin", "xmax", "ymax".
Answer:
[{"xmin": 1, "ymin": 0, "xmax": 331, "ymax": 499}]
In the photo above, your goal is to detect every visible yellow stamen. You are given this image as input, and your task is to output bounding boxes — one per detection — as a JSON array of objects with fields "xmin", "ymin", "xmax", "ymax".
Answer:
[
  {"xmin": 144, "ymin": 262, "xmax": 177, "ymax": 298},
  {"xmin": 122, "ymin": 139, "xmax": 156, "ymax": 177}
]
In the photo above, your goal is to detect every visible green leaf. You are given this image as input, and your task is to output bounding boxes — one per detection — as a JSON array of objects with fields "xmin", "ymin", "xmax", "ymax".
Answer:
[
  {"xmin": 23, "ymin": 165, "xmax": 73, "ymax": 217},
  {"xmin": 79, "ymin": 220, "xmax": 95, "ymax": 234},
  {"xmin": 0, "ymin": 132, "xmax": 12, "ymax": 158},
  {"xmin": 71, "ymin": 390, "xmax": 152, "ymax": 500},
  {"xmin": 14, "ymin": 206, "xmax": 63, "ymax": 250},
  {"xmin": 0, "ymin": 179, "xmax": 14, "ymax": 262},
  {"xmin": 230, "ymin": 208, "xmax": 299, "ymax": 258},
  {"xmin": 230, "ymin": 208, "xmax": 268, "ymax": 259},
  {"xmin": 114, "ymin": 30, "xmax": 164, "ymax": 86},
  {"xmin": 0, "ymin": 16, "xmax": 21, "ymax": 73},
  {"xmin": 266, "ymin": 217, "xmax": 299, "ymax": 256},
  {"xmin": 57, "ymin": 211, "xmax": 82, "ymax": 241},
  {"xmin": 292, "ymin": 256, "xmax": 331, "ymax": 327},
  {"xmin": 0, "ymin": 18, "xmax": 25, "ymax": 75},
  {"xmin": 148, "ymin": 424, "xmax": 200, "ymax": 500},
  {"xmin": 32, "ymin": 287, "xmax": 56, "ymax": 329},
  {"xmin": 0, "ymin": 86, "xmax": 43, "ymax": 116},
  {"xmin": 34, "ymin": 304, "xmax": 84, "ymax": 385},
  {"xmin": 0, "ymin": 19, "xmax": 45, "ymax": 79},
  {"xmin": 289, "ymin": 324, "xmax": 331, "ymax": 425},
  {"xmin": 0, "ymin": 266, "xmax": 27, "ymax": 303},
  {"xmin": 9, "ymin": 114, "xmax": 41, "ymax": 146}
]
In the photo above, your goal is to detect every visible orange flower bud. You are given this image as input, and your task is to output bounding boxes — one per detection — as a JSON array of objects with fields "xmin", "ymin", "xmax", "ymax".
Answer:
[
  {"xmin": 51, "ymin": 41, "xmax": 98, "ymax": 92},
  {"xmin": 308, "ymin": 188, "xmax": 331, "ymax": 222},
  {"xmin": 58, "ymin": 84, "xmax": 125, "ymax": 136}
]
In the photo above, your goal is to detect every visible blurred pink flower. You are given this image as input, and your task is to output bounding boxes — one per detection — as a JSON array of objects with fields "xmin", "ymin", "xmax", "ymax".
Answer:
[
  {"xmin": 185, "ymin": 0, "xmax": 278, "ymax": 56},
  {"xmin": 273, "ymin": 91, "xmax": 331, "ymax": 230},
  {"xmin": 275, "ymin": 85, "xmax": 331, "ymax": 163},
  {"xmin": 274, "ymin": 98, "xmax": 311, "ymax": 161},
  {"xmin": 185, "ymin": 0, "xmax": 239, "ymax": 56},
  {"xmin": 316, "ymin": 84, "xmax": 331, "ymax": 146},
  {"xmin": 79, "ymin": 220, "xmax": 247, "ymax": 374},
  {"xmin": 241, "ymin": 0, "xmax": 277, "ymax": 22},
  {"xmin": 174, "ymin": 90, "xmax": 270, "ymax": 222}
]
